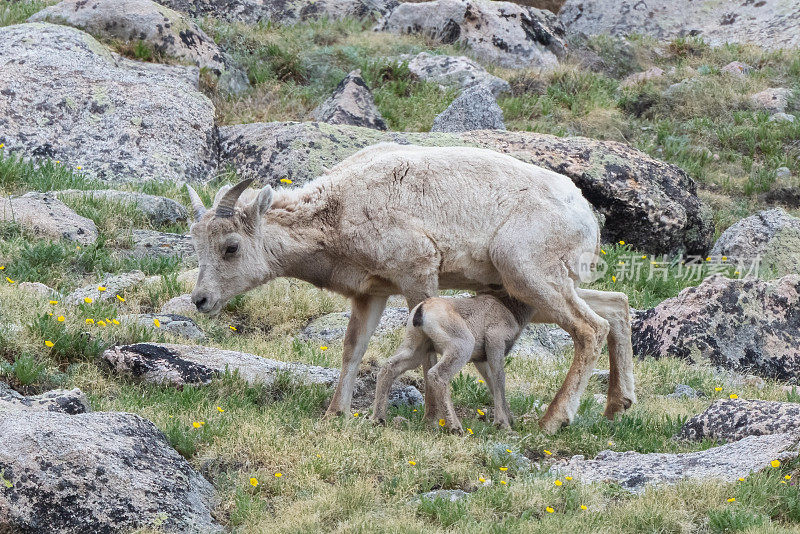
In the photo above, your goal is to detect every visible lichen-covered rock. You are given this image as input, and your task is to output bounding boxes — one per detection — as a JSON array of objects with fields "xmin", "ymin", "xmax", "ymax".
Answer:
[
  {"xmin": 709, "ymin": 208, "xmax": 800, "ymax": 277},
  {"xmin": 0, "ymin": 411, "xmax": 221, "ymax": 533},
  {"xmin": 620, "ymin": 67, "xmax": 664, "ymax": 88},
  {"xmin": 17, "ymin": 282, "xmax": 58, "ymax": 297},
  {"xmin": 632, "ymin": 274, "xmax": 800, "ymax": 380},
  {"xmin": 0, "ymin": 382, "xmax": 90, "ymax": 414},
  {"xmin": 65, "ymin": 270, "xmax": 146, "ymax": 305},
  {"xmin": 218, "ymin": 121, "xmax": 713, "ymax": 255},
  {"xmin": 0, "ymin": 192, "xmax": 98, "ymax": 245},
  {"xmin": 128, "ymin": 229, "xmax": 196, "ymax": 263},
  {"xmin": 418, "ymin": 489, "xmax": 469, "ymax": 502},
  {"xmin": 102, "ymin": 343, "xmax": 422, "ymax": 407},
  {"xmin": 559, "ymin": 0, "xmax": 800, "ymax": 50},
  {"xmin": 0, "ymin": 23, "xmax": 217, "ymax": 185},
  {"xmin": 431, "ymin": 85, "xmax": 505, "ymax": 132},
  {"xmin": 555, "ymin": 433, "xmax": 800, "ymax": 493},
  {"xmin": 161, "ymin": 294, "xmax": 196, "ymax": 315},
  {"xmin": 678, "ymin": 399, "xmax": 800, "ymax": 442},
  {"xmin": 158, "ymin": 0, "xmax": 397, "ymax": 25},
  {"xmin": 29, "ymin": 0, "xmax": 249, "ymax": 94},
  {"xmin": 119, "ymin": 313, "xmax": 206, "ymax": 340},
  {"xmin": 377, "ymin": 0, "xmax": 566, "ymax": 69},
  {"xmin": 750, "ymin": 88, "xmax": 793, "ymax": 113},
  {"xmin": 312, "ymin": 70, "xmax": 387, "ymax": 130},
  {"xmin": 57, "ymin": 189, "xmax": 187, "ymax": 226},
  {"xmin": 666, "ymin": 384, "xmax": 700, "ymax": 399},
  {"xmin": 399, "ymin": 52, "xmax": 510, "ymax": 96}
]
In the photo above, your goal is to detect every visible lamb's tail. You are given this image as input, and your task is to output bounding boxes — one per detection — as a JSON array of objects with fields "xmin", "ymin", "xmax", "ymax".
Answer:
[{"xmin": 411, "ymin": 302, "xmax": 424, "ymax": 327}]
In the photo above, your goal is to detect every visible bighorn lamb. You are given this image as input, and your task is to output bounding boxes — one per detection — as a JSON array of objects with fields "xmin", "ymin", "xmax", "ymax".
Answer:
[
  {"xmin": 373, "ymin": 293, "xmax": 534, "ymax": 432},
  {"xmin": 186, "ymin": 143, "xmax": 635, "ymax": 433}
]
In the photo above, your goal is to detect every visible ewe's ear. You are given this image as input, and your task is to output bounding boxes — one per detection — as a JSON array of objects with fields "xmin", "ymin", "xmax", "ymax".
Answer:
[{"xmin": 245, "ymin": 185, "xmax": 273, "ymax": 220}]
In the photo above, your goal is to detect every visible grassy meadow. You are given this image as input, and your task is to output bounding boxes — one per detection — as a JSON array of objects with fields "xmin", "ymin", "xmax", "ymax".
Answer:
[{"xmin": 2, "ymin": 3, "xmax": 800, "ymax": 532}]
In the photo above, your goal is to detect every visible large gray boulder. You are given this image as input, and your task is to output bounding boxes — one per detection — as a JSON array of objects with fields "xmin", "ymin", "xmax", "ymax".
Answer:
[
  {"xmin": 158, "ymin": 0, "xmax": 397, "ymax": 24},
  {"xmin": 750, "ymin": 88, "xmax": 793, "ymax": 113},
  {"xmin": 0, "ymin": 23, "xmax": 217, "ymax": 185},
  {"xmin": 710, "ymin": 208, "xmax": 800, "ymax": 278},
  {"xmin": 127, "ymin": 229, "xmax": 196, "ymax": 263},
  {"xmin": 312, "ymin": 70, "xmax": 387, "ymax": 130},
  {"xmin": 559, "ymin": 0, "xmax": 800, "ymax": 51},
  {"xmin": 400, "ymin": 52, "xmax": 510, "ymax": 96},
  {"xmin": 431, "ymin": 85, "xmax": 505, "ymax": 132},
  {"xmin": 678, "ymin": 399, "xmax": 800, "ymax": 442},
  {"xmin": 378, "ymin": 0, "xmax": 566, "ymax": 69},
  {"xmin": 0, "ymin": 411, "xmax": 221, "ymax": 533},
  {"xmin": 28, "ymin": 0, "xmax": 249, "ymax": 94},
  {"xmin": 218, "ymin": 121, "xmax": 713, "ymax": 255},
  {"xmin": 0, "ymin": 383, "xmax": 90, "ymax": 414},
  {"xmin": 632, "ymin": 274, "xmax": 800, "ymax": 380},
  {"xmin": 56, "ymin": 190, "xmax": 188, "ymax": 226},
  {"xmin": 0, "ymin": 192, "xmax": 98, "ymax": 245},
  {"xmin": 102, "ymin": 343, "xmax": 422, "ymax": 408},
  {"xmin": 554, "ymin": 433, "xmax": 799, "ymax": 493}
]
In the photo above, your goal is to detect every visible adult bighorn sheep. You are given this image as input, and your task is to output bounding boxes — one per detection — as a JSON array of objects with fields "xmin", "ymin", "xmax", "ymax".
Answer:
[{"xmin": 186, "ymin": 143, "xmax": 635, "ymax": 433}]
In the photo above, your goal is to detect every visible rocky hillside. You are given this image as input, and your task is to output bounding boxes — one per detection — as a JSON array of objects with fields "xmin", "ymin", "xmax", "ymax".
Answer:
[{"xmin": 0, "ymin": 0, "xmax": 799, "ymax": 532}]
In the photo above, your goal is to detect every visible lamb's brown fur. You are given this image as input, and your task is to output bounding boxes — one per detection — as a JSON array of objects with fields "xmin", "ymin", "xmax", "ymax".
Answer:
[
  {"xmin": 187, "ymin": 143, "xmax": 636, "ymax": 433},
  {"xmin": 373, "ymin": 293, "xmax": 534, "ymax": 432}
]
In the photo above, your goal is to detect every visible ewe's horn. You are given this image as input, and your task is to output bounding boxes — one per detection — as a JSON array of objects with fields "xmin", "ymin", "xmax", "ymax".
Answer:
[
  {"xmin": 185, "ymin": 183, "xmax": 207, "ymax": 221},
  {"xmin": 215, "ymin": 178, "xmax": 254, "ymax": 218}
]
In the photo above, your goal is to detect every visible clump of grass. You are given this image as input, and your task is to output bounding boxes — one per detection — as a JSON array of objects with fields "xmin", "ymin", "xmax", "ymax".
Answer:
[
  {"xmin": 0, "ymin": 353, "xmax": 47, "ymax": 387},
  {"xmin": 0, "ymin": 0, "xmax": 51, "ymax": 27},
  {"xmin": 0, "ymin": 150, "xmax": 103, "ymax": 195}
]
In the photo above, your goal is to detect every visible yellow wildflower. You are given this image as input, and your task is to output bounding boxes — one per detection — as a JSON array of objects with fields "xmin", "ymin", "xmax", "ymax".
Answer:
[
  {"xmin": 727, "ymin": 497, "xmax": 735, "ymax": 503},
  {"xmin": 6, "ymin": 277, "xmax": 15, "ymax": 284},
  {"xmin": 217, "ymin": 406, "xmax": 224, "ymax": 413},
  {"xmin": 785, "ymin": 475, "xmax": 792, "ymax": 480},
  {"xmin": 274, "ymin": 473, "xmax": 282, "ymax": 478},
  {"xmin": 97, "ymin": 286, "xmax": 107, "ymax": 292},
  {"xmin": 85, "ymin": 318, "xmax": 95, "ymax": 324},
  {"xmin": 771, "ymin": 460, "xmax": 781, "ymax": 468},
  {"xmin": 112, "ymin": 319, "xmax": 120, "ymax": 325},
  {"xmin": 477, "ymin": 409, "xmax": 485, "ymax": 416},
  {"xmin": 544, "ymin": 449, "xmax": 552, "ymax": 456},
  {"xmin": 97, "ymin": 320, "xmax": 106, "ymax": 327},
  {"xmin": 45, "ymin": 340, "xmax": 54, "ymax": 347},
  {"xmin": 619, "ymin": 241, "xmax": 625, "ymax": 245},
  {"xmin": 478, "ymin": 379, "xmax": 485, "ymax": 384},
  {"xmin": 600, "ymin": 249, "xmax": 606, "ymax": 255},
  {"xmin": 478, "ymin": 477, "xmax": 486, "ymax": 483},
  {"xmin": 408, "ymin": 460, "xmax": 416, "ymax": 466},
  {"xmin": 49, "ymin": 300, "xmax": 58, "ymax": 305},
  {"xmin": 554, "ymin": 479, "xmax": 562, "ymax": 486},
  {"xmin": 580, "ymin": 505, "xmax": 587, "ymax": 511},
  {"xmin": 280, "ymin": 178, "xmax": 292, "ymax": 184},
  {"xmin": 565, "ymin": 476, "xmax": 573, "ymax": 481},
  {"xmin": 250, "ymin": 477, "xmax": 258, "ymax": 487},
  {"xmin": 715, "ymin": 387, "xmax": 723, "ymax": 392},
  {"xmin": 499, "ymin": 466, "xmax": 508, "ymax": 472},
  {"xmin": 353, "ymin": 412, "xmax": 359, "ymax": 417},
  {"xmin": 229, "ymin": 325, "xmax": 237, "ymax": 331},
  {"xmin": 506, "ymin": 449, "xmax": 512, "ymax": 453},
  {"xmin": 320, "ymin": 346, "xmax": 328, "ymax": 351},
  {"xmin": 84, "ymin": 297, "xmax": 93, "ymax": 304},
  {"xmin": 153, "ymin": 318, "xmax": 161, "ymax": 328},
  {"xmin": 729, "ymin": 394, "xmax": 738, "ymax": 400},
  {"xmin": 467, "ymin": 428, "xmax": 474, "ymax": 435},
  {"xmin": 116, "ymin": 295, "xmax": 125, "ymax": 302},
  {"xmin": 57, "ymin": 316, "xmax": 65, "ymax": 322},
  {"xmin": 738, "ymin": 478, "xmax": 745, "ymax": 482},
  {"xmin": 546, "ymin": 507, "xmax": 554, "ymax": 514},
  {"xmin": 612, "ymin": 275, "xmax": 617, "ymax": 282},
  {"xmin": 500, "ymin": 480, "xmax": 507, "ymax": 485},
  {"xmin": 192, "ymin": 421, "xmax": 203, "ymax": 428},
  {"xmin": 76, "ymin": 166, "xmax": 82, "ymax": 170},
  {"xmin": 438, "ymin": 419, "xmax": 445, "ymax": 427}
]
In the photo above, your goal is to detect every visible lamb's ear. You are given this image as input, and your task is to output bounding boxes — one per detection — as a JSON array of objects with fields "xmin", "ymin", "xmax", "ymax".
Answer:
[{"xmin": 245, "ymin": 185, "xmax": 273, "ymax": 220}]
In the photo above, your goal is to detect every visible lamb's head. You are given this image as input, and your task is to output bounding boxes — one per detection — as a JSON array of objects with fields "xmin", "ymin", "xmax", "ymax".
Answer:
[{"xmin": 186, "ymin": 179, "xmax": 275, "ymax": 314}]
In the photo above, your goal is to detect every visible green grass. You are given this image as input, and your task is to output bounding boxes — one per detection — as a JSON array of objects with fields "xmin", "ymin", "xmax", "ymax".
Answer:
[{"xmin": 0, "ymin": 0, "xmax": 52, "ymax": 26}]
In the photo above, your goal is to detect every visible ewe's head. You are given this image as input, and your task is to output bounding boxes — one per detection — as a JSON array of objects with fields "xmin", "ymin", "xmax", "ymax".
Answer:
[{"xmin": 186, "ymin": 179, "xmax": 274, "ymax": 315}]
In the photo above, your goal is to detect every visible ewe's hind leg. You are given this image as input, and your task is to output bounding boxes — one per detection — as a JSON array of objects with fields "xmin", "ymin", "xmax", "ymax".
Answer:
[
  {"xmin": 496, "ymin": 259, "xmax": 609, "ymax": 433},
  {"xmin": 576, "ymin": 288, "xmax": 636, "ymax": 419},
  {"xmin": 373, "ymin": 337, "xmax": 426, "ymax": 424},
  {"xmin": 326, "ymin": 295, "xmax": 387, "ymax": 417}
]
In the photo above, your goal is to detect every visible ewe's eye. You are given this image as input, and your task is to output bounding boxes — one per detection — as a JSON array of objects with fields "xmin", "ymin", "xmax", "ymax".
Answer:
[{"xmin": 225, "ymin": 244, "xmax": 239, "ymax": 256}]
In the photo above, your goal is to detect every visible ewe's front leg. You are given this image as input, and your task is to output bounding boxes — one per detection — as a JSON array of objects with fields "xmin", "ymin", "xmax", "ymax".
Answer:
[{"xmin": 325, "ymin": 295, "xmax": 387, "ymax": 417}]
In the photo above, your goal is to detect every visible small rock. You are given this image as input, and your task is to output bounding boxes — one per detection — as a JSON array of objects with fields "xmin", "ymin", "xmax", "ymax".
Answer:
[
  {"xmin": 57, "ymin": 189, "xmax": 187, "ymax": 225},
  {"xmin": 769, "ymin": 112, "xmax": 796, "ymax": 123},
  {"xmin": 0, "ymin": 411, "xmax": 221, "ymax": 533},
  {"xmin": 678, "ymin": 399, "xmax": 800, "ymax": 441},
  {"xmin": 161, "ymin": 293, "xmax": 196, "ymax": 315},
  {"xmin": 751, "ymin": 88, "xmax": 793, "ymax": 113},
  {"xmin": 313, "ymin": 70, "xmax": 387, "ymax": 130},
  {"xmin": 721, "ymin": 61, "xmax": 753, "ymax": 77},
  {"xmin": 490, "ymin": 442, "xmax": 530, "ymax": 472},
  {"xmin": 431, "ymin": 85, "xmax": 505, "ymax": 133},
  {"xmin": 621, "ymin": 67, "xmax": 664, "ymax": 87},
  {"xmin": 18, "ymin": 281, "xmax": 57, "ymax": 297},
  {"xmin": 592, "ymin": 369, "xmax": 610, "ymax": 384},
  {"xmin": 392, "ymin": 415, "xmax": 410, "ymax": 429},
  {"xmin": 400, "ymin": 52, "xmax": 510, "ymax": 96},
  {"xmin": 66, "ymin": 270, "xmax": 145, "ymax": 305},
  {"xmin": 119, "ymin": 313, "xmax": 206, "ymax": 340},
  {"xmin": 0, "ymin": 382, "xmax": 90, "ymax": 414},
  {"xmin": 129, "ymin": 229, "xmax": 195, "ymax": 263},
  {"xmin": 510, "ymin": 323, "xmax": 573, "ymax": 360},
  {"xmin": 666, "ymin": 384, "xmax": 699, "ymax": 399},
  {"xmin": 742, "ymin": 375, "xmax": 766, "ymax": 390},
  {"xmin": 555, "ymin": 433, "xmax": 800, "ymax": 492},
  {"xmin": 418, "ymin": 489, "xmax": 468, "ymax": 503},
  {"xmin": 776, "ymin": 167, "xmax": 793, "ymax": 179},
  {"xmin": 593, "ymin": 393, "xmax": 607, "ymax": 405},
  {"xmin": 0, "ymin": 192, "xmax": 98, "ymax": 245}
]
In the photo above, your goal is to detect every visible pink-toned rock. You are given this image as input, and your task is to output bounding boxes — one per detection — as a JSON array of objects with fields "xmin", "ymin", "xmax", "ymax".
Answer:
[
  {"xmin": 721, "ymin": 61, "xmax": 753, "ymax": 77},
  {"xmin": 750, "ymin": 88, "xmax": 792, "ymax": 113},
  {"xmin": 632, "ymin": 274, "xmax": 800, "ymax": 380}
]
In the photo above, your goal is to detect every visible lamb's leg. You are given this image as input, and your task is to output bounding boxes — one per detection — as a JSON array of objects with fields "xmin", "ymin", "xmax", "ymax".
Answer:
[
  {"xmin": 425, "ymin": 332, "xmax": 474, "ymax": 433},
  {"xmin": 325, "ymin": 294, "xmax": 387, "ymax": 417},
  {"xmin": 373, "ymin": 338, "xmax": 425, "ymax": 424},
  {"xmin": 480, "ymin": 341, "xmax": 513, "ymax": 429},
  {"xmin": 576, "ymin": 288, "xmax": 636, "ymax": 419}
]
